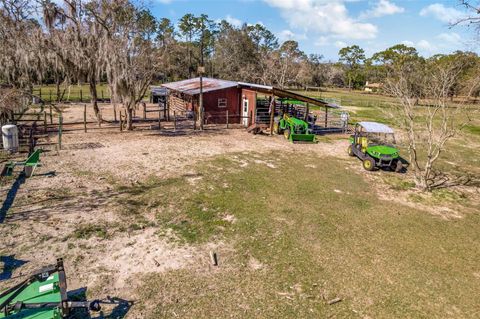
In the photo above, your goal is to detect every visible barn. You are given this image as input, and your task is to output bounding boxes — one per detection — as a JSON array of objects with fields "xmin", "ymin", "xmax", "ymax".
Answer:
[{"xmin": 160, "ymin": 77, "xmax": 337, "ymax": 127}]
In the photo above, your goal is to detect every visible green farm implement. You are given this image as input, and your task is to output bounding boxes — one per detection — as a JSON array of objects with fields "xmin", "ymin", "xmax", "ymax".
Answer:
[
  {"xmin": 273, "ymin": 114, "xmax": 316, "ymax": 143},
  {"xmin": 348, "ymin": 122, "xmax": 404, "ymax": 172},
  {"xmin": 0, "ymin": 259, "xmax": 102, "ymax": 318},
  {"xmin": 1, "ymin": 149, "xmax": 42, "ymax": 178}
]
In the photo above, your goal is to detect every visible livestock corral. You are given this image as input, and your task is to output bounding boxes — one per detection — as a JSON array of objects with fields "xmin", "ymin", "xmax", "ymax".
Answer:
[{"xmin": 0, "ymin": 89, "xmax": 479, "ymax": 318}]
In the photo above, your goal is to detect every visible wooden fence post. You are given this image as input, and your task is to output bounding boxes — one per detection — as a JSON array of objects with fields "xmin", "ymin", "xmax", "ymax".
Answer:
[
  {"xmin": 80, "ymin": 88, "xmax": 83, "ymax": 103},
  {"xmin": 324, "ymin": 106, "xmax": 328, "ymax": 128},
  {"xmin": 226, "ymin": 110, "xmax": 229, "ymax": 129},
  {"xmin": 49, "ymin": 89, "xmax": 52, "ymax": 102},
  {"xmin": 192, "ymin": 107, "xmax": 196, "ymax": 130},
  {"xmin": 44, "ymin": 111, "xmax": 47, "ymax": 133},
  {"xmin": 113, "ymin": 104, "xmax": 117, "ymax": 122},
  {"xmin": 269, "ymin": 97, "xmax": 275, "ymax": 135},
  {"xmin": 101, "ymin": 90, "xmax": 104, "ymax": 101},
  {"xmin": 49, "ymin": 105, "xmax": 53, "ymax": 124},
  {"xmin": 143, "ymin": 102, "xmax": 146, "ymax": 120},
  {"xmin": 158, "ymin": 108, "xmax": 161, "ymax": 130},
  {"xmin": 39, "ymin": 88, "xmax": 42, "ymax": 101},
  {"xmin": 84, "ymin": 104, "xmax": 87, "ymax": 133},
  {"xmin": 174, "ymin": 111, "xmax": 177, "ymax": 131},
  {"xmin": 120, "ymin": 110, "xmax": 123, "ymax": 132},
  {"xmin": 58, "ymin": 114, "xmax": 63, "ymax": 150}
]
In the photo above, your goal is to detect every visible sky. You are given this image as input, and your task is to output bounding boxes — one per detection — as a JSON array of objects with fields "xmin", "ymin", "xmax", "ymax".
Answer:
[{"xmin": 148, "ymin": 0, "xmax": 479, "ymax": 61}]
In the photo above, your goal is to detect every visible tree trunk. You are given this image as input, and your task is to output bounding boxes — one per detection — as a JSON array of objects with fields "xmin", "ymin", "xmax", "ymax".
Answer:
[
  {"xmin": 89, "ymin": 77, "xmax": 101, "ymax": 123},
  {"xmin": 126, "ymin": 107, "xmax": 133, "ymax": 130}
]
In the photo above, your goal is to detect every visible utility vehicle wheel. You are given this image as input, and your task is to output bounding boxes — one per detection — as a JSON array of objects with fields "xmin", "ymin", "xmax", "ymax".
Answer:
[
  {"xmin": 394, "ymin": 160, "xmax": 403, "ymax": 173},
  {"xmin": 363, "ymin": 157, "xmax": 375, "ymax": 171},
  {"xmin": 284, "ymin": 129, "xmax": 290, "ymax": 140},
  {"xmin": 347, "ymin": 145, "xmax": 355, "ymax": 156}
]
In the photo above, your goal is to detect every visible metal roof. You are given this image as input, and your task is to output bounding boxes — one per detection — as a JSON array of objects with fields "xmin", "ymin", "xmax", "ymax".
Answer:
[
  {"xmin": 150, "ymin": 86, "xmax": 168, "ymax": 95},
  {"xmin": 161, "ymin": 77, "xmax": 238, "ymax": 95},
  {"xmin": 160, "ymin": 77, "xmax": 339, "ymax": 108},
  {"xmin": 358, "ymin": 121, "xmax": 394, "ymax": 134}
]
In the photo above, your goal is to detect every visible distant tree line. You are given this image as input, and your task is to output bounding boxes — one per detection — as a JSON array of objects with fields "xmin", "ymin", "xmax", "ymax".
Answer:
[{"xmin": 1, "ymin": 0, "xmax": 480, "ymax": 129}]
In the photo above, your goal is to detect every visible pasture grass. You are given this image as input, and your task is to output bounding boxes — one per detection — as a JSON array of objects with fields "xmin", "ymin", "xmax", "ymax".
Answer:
[{"xmin": 124, "ymin": 152, "xmax": 480, "ymax": 318}]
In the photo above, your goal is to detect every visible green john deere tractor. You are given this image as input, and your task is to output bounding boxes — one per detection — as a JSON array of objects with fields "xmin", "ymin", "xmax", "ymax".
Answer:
[
  {"xmin": 273, "ymin": 114, "xmax": 316, "ymax": 143},
  {"xmin": 348, "ymin": 121, "xmax": 404, "ymax": 172}
]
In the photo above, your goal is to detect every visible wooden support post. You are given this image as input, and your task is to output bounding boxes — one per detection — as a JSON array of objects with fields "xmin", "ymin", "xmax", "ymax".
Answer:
[
  {"xmin": 193, "ymin": 107, "xmax": 196, "ymax": 130},
  {"xmin": 101, "ymin": 90, "xmax": 104, "ymax": 101},
  {"xmin": 84, "ymin": 104, "xmax": 87, "ymax": 133},
  {"xmin": 305, "ymin": 102, "xmax": 310, "ymax": 121},
  {"xmin": 39, "ymin": 88, "xmax": 42, "ymax": 100},
  {"xmin": 269, "ymin": 96, "xmax": 275, "ymax": 135},
  {"xmin": 58, "ymin": 114, "xmax": 63, "ymax": 150},
  {"xmin": 120, "ymin": 110, "xmax": 123, "ymax": 132},
  {"xmin": 173, "ymin": 111, "xmax": 177, "ymax": 131},
  {"xmin": 143, "ymin": 102, "xmax": 146, "ymax": 120},
  {"xmin": 113, "ymin": 104, "xmax": 117, "ymax": 122},
  {"xmin": 166, "ymin": 93, "xmax": 170, "ymax": 121},
  {"xmin": 158, "ymin": 108, "xmax": 161, "ymax": 130},
  {"xmin": 80, "ymin": 88, "xmax": 83, "ymax": 103},
  {"xmin": 226, "ymin": 110, "xmax": 229, "ymax": 129},
  {"xmin": 49, "ymin": 89, "xmax": 52, "ymax": 102},
  {"xmin": 324, "ymin": 106, "xmax": 328, "ymax": 128},
  {"xmin": 49, "ymin": 105, "xmax": 53, "ymax": 124},
  {"xmin": 43, "ymin": 111, "xmax": 47, "ymax": 133}
]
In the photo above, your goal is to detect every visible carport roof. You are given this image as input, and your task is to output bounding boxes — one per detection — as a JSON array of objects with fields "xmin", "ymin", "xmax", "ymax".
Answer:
[{"xmin": 358, "ymin": 121, "xmax": 394, "ymax": 134}]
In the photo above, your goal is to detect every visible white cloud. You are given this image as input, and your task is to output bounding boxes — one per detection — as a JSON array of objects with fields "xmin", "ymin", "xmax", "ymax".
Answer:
[
  {"xmin": 278, "ymin": 29, "xmax": 307, "ymax": 41},
  {"xmin": 264, "ymin": 0, "xmax": 378, "ymax": 40},
  {"xmin": 401, "ymin": 40, "xmax": 415, "ymax": 47},
  {"xmin": 400, "ymin": 34, "xmax": 465, "ymax": 56},
  {"xmin": 419, "ymin": 4, "xmax": 464, "ymax": 24},
  {"xmin": 334, "ymin": 40, "xmax": 348, "ymax": 48},
  {"xmin": 225, "ymin": 15, "xmax": 242, "ymax": 27},
  {"xmin": 314, "ymin": 36, "xmax": 329, "ymax": 46},
  {"xmin": 436, "ymin": 32, "xmax": 462, "ymax": 45},
  {"xmin": 417, "ymin": 40, "xmax": 435, "ymax": 52},
  {"xmin": 360, "ymin": 0, "xmax": 404, "ymax": 19}
]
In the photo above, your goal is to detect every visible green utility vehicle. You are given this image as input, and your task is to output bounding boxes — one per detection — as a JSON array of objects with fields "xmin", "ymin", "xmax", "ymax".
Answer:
[
  {"xmin": 273, "ymin": 114, "xmax": 316, "ymax": 143},
  {"xmin": 348, "ymin": 121, "xmax": 403, "ymax": 172}
]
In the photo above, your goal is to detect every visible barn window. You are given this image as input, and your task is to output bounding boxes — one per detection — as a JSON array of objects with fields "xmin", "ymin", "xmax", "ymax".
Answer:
[{"xmin": 218, "ymin": 98, "xmax": 227, "ymax": 108}]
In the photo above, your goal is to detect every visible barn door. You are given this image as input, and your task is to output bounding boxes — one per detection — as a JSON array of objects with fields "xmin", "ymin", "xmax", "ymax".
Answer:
[{"xmin": 242, "ymin": 98, "xmax": 249, "ymax": 127}]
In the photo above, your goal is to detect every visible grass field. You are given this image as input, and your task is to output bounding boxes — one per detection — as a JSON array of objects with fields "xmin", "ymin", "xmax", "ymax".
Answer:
[
  {"xmin": 2, "ymin": 91, "xmax": 479, "ymax": 318},
  {"xmin": 121, "ymin": 152, "xmax": 480, "ymax": 318}
]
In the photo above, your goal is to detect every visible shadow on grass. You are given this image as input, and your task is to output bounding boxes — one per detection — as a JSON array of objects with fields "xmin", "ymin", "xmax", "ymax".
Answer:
[
  {"xmin": 0, "ymin": 174, "xmax": 26, "ymax": 223},
  {"xmin": 69, "ymin": 288, "xmax": 133, "ymax": 319},
  {"xmin": 0, "ymin": 255, "xmax": 28, "ymax": 281}
]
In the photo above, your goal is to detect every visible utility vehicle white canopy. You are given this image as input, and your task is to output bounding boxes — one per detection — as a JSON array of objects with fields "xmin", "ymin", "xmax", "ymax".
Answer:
[{"xmin": 357, "ymin": 122, "xmax": 394, "ymax": 134}]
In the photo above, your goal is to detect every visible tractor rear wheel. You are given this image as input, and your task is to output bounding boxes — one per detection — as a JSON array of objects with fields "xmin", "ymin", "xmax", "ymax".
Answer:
[
  {"xmin": 362, "ymin": 157, "xmax": 375, "ymax": 171},
  {"xmin": 347, "ymin": 145, "xmax": 355, "ymax": 156},
  {"xmin": 284, "ymin": 129, "xmax": 291, "ymax": 140}
]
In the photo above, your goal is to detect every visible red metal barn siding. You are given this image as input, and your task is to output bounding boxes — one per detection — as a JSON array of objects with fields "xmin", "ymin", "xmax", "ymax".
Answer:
[
  {"xmin": 241, "ymin": 89, "xmax": 257, "ymax": 125},
  {"xmin": 202, "ymin": 87, "xmax": 241, "ymax": 124}
]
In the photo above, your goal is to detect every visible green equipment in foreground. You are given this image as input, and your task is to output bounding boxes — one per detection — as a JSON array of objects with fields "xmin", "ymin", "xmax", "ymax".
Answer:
[
  {"xmin": 1, "ymin": 149, "xmax": 42, "ymax": 178},
  {"xmin": 273, "ymin": 114, "xmax": 317, "ymax": 143},
  {"xmin": 348, "ymin": 121, "xmax": 403, "ymax": 172},
  {"xmin": 0, "ymin": 258, "xmax": 101, "ymax": 319}
]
